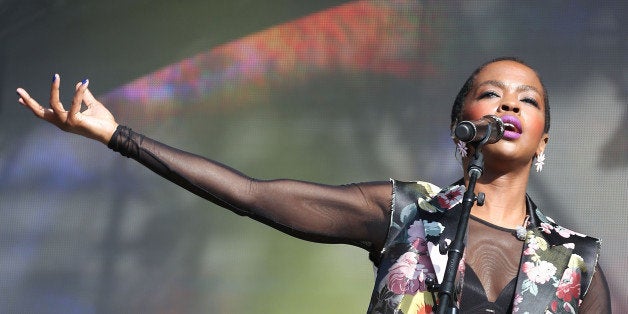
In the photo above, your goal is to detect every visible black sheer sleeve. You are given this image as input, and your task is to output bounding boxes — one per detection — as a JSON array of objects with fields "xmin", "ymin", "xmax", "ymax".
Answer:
[
  {"xmin": 579, "ymin": 264, "xmax": 612, "ymax": 313},
  {"xmin": 107, "ymin": 125, "xmax": 392, "ymax": 254}
]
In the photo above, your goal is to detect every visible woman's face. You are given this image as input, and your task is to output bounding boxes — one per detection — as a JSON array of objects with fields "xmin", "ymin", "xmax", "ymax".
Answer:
[{"xmin": 461, "ymin": 60, "xmax": 549, "ymax": 166}]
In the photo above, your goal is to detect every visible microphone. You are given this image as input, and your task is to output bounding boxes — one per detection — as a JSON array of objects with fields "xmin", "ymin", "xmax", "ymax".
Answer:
[{"xmin": 454, "ymin": 115, "xmax": 505, "ymax": 144}]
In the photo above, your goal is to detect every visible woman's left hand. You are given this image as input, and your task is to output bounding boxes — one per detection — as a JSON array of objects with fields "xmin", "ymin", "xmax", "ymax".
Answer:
[{"xmin": 17, "ymin": 74, "xmax": 119, "ymax": 145}]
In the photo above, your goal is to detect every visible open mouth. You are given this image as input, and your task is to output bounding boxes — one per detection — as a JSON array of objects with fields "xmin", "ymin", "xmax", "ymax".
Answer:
[
  {"xmin": 504, "ymin": 122, "xmax": 520, "ymax": 133},
  {"xmin": 500, "ymin": 115, "xmax": 522, "ymax": 139}
]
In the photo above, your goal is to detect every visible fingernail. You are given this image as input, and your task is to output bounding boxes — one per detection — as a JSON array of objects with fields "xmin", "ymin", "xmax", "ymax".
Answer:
[
  {"xmin": 52, "ymin": 74, "xmax": 57, "ymax": 82},
  {"xmin": 82, "ymin": 78, "xmax": 89, "ymax": 85}
]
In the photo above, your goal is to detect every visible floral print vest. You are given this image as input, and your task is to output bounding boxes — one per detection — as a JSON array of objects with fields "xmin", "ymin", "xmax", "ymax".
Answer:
[{"xmin": 367, "ymin": 180, "xmax": 601, "ymax": 313}]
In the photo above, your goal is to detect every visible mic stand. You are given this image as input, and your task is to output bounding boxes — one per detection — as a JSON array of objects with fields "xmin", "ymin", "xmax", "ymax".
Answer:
[{"xmin": 434, "ymin": 140, "xmax": 487, "ymax": 314}]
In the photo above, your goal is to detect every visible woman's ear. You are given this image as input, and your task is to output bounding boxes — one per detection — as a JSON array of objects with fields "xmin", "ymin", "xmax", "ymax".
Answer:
[{"xmin": 536, "ymin": 133, "xmax": 549, "ymax": 156}]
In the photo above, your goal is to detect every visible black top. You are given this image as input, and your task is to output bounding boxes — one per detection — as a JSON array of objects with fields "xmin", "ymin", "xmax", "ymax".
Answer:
[{"xmin": 459, "ymin": 216, "xmax": 523, "ymax": 313}]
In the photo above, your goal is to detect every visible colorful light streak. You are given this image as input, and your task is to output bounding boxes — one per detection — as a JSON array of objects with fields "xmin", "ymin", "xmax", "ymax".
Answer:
[{"xmin": 102, "ymin": 0, "xmax": 445, "ymax": 120}]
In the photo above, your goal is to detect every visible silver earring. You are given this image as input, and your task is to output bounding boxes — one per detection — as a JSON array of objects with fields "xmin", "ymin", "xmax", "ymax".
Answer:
[
  {"xmin": 535, "ymin": 151, "xmax": 546, "ymax": 172},
  {"xmin": 456, "ymin": 141, "xmax": 468, "ymax": 157}
]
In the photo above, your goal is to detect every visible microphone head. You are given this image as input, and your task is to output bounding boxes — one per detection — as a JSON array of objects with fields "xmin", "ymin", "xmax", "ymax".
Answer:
[
  {"xmin": 484, "ymin": 115, "xmax": 505, "ymax": 144},
  {"xmin": 454, "ymin": 121, "xmax": 476, "ymax": 142},
  {"xmin": 454, "ymin": 115, "xmax": 504, "ymax": 144}
]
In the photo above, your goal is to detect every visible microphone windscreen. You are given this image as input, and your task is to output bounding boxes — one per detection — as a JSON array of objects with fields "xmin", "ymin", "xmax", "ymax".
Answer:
[{"xmin": 454, "ymin": 122, "xmax": 475, "ymax": 142}]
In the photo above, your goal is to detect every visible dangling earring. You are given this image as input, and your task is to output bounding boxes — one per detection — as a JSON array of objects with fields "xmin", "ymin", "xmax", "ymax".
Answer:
[
  {"xmin": 456, "ymin": 141, "xmax": 468, "ymax": 158},
  {"xmin": 535, "ymin": 151, "xmax": 546, "ymax": 172}
]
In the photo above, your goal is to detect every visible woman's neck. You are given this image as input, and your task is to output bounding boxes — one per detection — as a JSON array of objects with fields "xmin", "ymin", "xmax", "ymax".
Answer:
[{"xmin": 464, "ymin": 168, "xmax": 530, "ymax": 229}]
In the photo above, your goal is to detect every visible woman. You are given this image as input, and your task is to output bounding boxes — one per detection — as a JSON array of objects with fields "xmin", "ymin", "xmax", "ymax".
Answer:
[{"xmin": 16, "ymin": 57, "xmax": 610, "ymax": 313}]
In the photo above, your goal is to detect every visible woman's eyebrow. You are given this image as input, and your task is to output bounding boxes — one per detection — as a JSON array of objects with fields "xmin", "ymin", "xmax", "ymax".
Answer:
[{"xmin": 477, "ymin": 80, "xmax": 541, "ymax": 94}]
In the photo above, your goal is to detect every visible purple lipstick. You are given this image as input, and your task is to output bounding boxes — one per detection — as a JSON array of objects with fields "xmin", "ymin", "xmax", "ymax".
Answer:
[{"xmin": 500, "ymin": 115, "xmax": 522, "ymax": 140}]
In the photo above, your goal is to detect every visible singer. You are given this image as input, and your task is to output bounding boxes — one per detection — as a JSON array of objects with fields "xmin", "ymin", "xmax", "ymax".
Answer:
[{"xmin": 16, "ymin": 57, "xmax": 611, "ymax": 313}]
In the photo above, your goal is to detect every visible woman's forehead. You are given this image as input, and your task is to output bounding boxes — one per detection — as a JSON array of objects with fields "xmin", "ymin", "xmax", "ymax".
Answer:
[{"xmin": 475, "ymin": 61, "xmax": 542, "ymax": 89}]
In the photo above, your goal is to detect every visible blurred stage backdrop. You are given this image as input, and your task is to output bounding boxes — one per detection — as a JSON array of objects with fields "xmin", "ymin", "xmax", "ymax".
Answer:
[{"xmin": 1, "ymin": 1, "xmax": 626, "ymax": 313}]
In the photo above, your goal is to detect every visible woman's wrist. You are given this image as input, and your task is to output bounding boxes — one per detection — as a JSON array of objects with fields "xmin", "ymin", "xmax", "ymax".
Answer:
[
  {"xmin": 103, "ymin": 123, "xmax": 122, "ymax": 147},
  {"xmin": 107, "ymin": 124, "xmax": 143, "ymax": 159},
  {"xmin": 100, "ymin": 122, "xmax": 120, "ymax": 145}
]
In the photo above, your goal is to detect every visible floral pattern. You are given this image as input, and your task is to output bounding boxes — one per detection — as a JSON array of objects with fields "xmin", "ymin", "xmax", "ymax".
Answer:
[
  {"xmin": 367, "ymin": 180, "xmax": 601, "ymax": 314},
  {"xmin": 522, "ymin": 260, "xmax": 557, "ymax": 286},
  {"xmin": 513, "ymin": 213, "xmax": 598, "ymax": 313},
  {"xmin": 433, "ymin": 184, "xmax": 465, "ymax": 210},
  {"xmin": 556, "ymin": 268, "xmax": 581, "ymax": 303},
  {"xmin": 388, "ymin": 252, "xmax": 434, "ymax": 294},
  {"xmin": 368, "ymin": 181, "xmax": 465, "ymax": 313}
]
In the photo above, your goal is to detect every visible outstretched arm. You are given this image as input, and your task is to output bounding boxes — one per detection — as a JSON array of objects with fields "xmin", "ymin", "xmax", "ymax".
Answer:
[
  {"xmin": 17, "ymin": 75, "xmax": 393, "ymax": 256},
  {"xmin": 109, "ymin": 126, "xmax": 392, "ymax": 252}
]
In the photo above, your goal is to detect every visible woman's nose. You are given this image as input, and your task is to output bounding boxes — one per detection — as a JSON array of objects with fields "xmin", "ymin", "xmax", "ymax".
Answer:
[{"xmin": 498, "ymin": 102, "xmax": 520, "ymax": 114}]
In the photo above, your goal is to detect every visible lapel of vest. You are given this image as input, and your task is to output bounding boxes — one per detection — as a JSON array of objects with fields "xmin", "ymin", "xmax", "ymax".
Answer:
[
  {"xmin": 511, "ymin": 198, "xmax": 594, "ymax": 313},
  {"xmin": 416, "ymin": 183, "xmax": 467, "ymax": 298},
  {"xmin": 512, "ymin": 226, "xmax": 573, "ymax": 312},
  {"xmin": 424, "ymin": 203, "xmax": 464, "ymax": 284},
  {"xmin": 512, "ymin": 203, "xmax": 601, "ymax": 313}
]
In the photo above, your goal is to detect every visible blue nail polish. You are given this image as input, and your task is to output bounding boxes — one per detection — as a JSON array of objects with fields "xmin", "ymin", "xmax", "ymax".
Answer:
[
  {"xmin": 82, "ymin": 78, "xmax": 89, "ymax": 85},
  {"xmin": 52, "ymin": 74, "xmax": 57, "ymax": 82}
]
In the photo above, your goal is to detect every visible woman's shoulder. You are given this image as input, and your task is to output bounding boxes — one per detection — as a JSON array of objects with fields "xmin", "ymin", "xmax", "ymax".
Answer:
[
  {"xmin": 391, "ymin": 179, "xmax": 441, "ymax": 197},
  {"xmin": 533, "ymin": 207, "xmax": 601, "ymax": 244}
]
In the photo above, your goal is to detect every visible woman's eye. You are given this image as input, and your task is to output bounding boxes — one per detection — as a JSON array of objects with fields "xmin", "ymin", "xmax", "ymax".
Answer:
[
  {"xmin": 521, "ymin": 97, "xmax": 539, "ymax": 107},
  {"xmin": 479, "ymin": 91, "xmax": 499, "ymax": 99}
]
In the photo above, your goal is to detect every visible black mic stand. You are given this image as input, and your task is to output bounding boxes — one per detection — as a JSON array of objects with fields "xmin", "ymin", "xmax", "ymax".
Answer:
[{"xmin": 432, "ymin": 138, "xmax": 489, "ymax": 314}]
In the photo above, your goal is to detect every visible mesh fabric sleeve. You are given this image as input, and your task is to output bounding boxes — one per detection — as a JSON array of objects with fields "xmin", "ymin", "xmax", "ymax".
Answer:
[
  {"xmin": 107, "ymin": 125, "xmax": 392, "ymax": 255},
  {"xmin": 579, "ymin": 264, "xmax": 612, "ymax": 313}
]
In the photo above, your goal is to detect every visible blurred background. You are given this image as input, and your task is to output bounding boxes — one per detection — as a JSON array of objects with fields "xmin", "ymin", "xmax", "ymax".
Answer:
[{"xmin": 1, "ymin": 0, "xmax": 626, "ymax": 313}]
